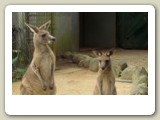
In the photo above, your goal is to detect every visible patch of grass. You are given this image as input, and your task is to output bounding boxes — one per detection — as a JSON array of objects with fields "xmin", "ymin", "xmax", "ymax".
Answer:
[{"xmin": 12, "ymin": 67, "xmax": 27, "ymax": 82}]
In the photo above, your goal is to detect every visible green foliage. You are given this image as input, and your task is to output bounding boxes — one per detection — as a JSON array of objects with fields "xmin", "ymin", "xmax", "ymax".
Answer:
[
  {"xmin": 15, "ymin": 67, "xmax": 27, "ymax": 76},
  {"xmin": 12, "ymin": 66, "xmax": 27, "ymax": 82},
  {"xmin": 12, "ymin": 55, "xmax": 19, "ymax": 65}
]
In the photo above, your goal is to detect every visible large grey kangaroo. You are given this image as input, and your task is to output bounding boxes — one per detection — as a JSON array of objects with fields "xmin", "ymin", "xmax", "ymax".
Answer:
[
  {"xmin": 20, "ymin": 21, "xmax": 56, "ymax": 95},
  {"xmin": 93, "ymin": 49, "xmax": 117, "ymax": 95}
]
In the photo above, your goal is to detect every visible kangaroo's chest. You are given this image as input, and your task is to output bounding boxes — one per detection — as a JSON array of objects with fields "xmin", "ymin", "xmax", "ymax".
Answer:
[
  {"xmin": 40, "ymin": 53, "xmax": 54, "ymax": 67},
  {"xmin": 41, "ymin": 54, "xmax": 53, "ymax": 66},
  {"xmin": 36, "ymin": 52, "xmax": 55, "ymax": 80},
  {"xmin": 101, "ymin": 74, "xmax": 113, "ymax": 94}
]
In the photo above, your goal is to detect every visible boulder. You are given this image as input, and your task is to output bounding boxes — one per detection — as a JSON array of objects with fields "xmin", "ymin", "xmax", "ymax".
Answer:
[
  {"xmin": 78, "ymin": 56, "xmax": 92, "ymax": 68},
  {"xmin": 135, "ymin": 75, "xmax": 148, "ymax": 86},
  {"xmin": 78, "ymin": 60, "xmax": 84, "ymax": 67},
  {"xmin": 132, "ymin": 67, "xmax": 148, "ymax": 83},
  {"xmin": 72, "ymin": 54, "xmax": 80, "ymax": 64},
  {"xmin": 83, "ymin": 57, "xmax": 92, "ymax": 68},
  {"xmin": 72, "ymin": 54, "xmax": 87, "ymax": 64},
  {"xmin": 89, "ymin": 58, "xmax": 99, "ymax": 72},
  {"xmin": 130, "ymin": 67, "xmax": 148, "ymax": 95},
  {"xmin": 130, "ymin": 83, "xmax": 148, "ymax": 95},
  {"xmin": 121, "ymin": 66, "xmax": 137, "ymax": 80},
  {"xmin": 62, "ymin": 51, "xmax": 73, "ymax": 60},
  {"xmin": 112, "ymin": 60, "xmax": 128, "ymax": 77}
]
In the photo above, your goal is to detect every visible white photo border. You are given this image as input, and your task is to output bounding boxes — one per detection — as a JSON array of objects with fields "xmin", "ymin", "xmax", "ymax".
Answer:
[{"xmin": 5, "ymin": 5, "xmax": 155, "ymax": 115}]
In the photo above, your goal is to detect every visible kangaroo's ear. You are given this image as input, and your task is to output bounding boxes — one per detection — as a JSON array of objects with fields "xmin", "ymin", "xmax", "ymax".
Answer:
[
  {"xmin": 106, "ymin": 48, "xmax": 114, "ymax": 56},
  {"xmin": 25, "ymin": 22, "xmax": 39, "ymax": 33},
  {"xmin": 39, "ymin": 20, "xmax": 51, "ymax": 30},
  {"xmin": 92, "ymin": 50, "xmax": 102, "ymax": 57}
]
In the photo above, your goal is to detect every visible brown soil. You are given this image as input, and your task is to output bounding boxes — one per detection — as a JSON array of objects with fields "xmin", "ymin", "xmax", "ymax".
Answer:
[{"xmin": 12, "ymin": 49, "xmax": 148, "ymax": 95}]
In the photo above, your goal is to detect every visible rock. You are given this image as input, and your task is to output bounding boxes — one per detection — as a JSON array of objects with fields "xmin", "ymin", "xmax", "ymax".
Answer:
[
  {"xmin": 132, "ymin": 67, "xmax": 148, "ymax": 83},
  {"xmin": 130, "ymin": 67, "xmax": 148, "ymax": 95},
  {"xmin": 117, "ymin": 60, "xmax": 128, "ymax": 71},
  {"xmin": 112, "ymin": 60, "xmax": 128, "ymax": 77},
  {"xmin": 64, "ymin": 51, "xmax": 73, "ymax": 60},
  {"xmin": 135, "ymin": 75, "xmax": 148, "ymax": 86},
  {"xmin": 72, "ymin": 54, "xmax": 88, "ymax": 64},
  {"xmin": 63, "ymin": 51, "xmax": 73, "ymax": 60},
  {"xmin": 89, "ymin": 58, "xmax": 99, "ymax": 72},
  {"xmin": 72, "ymin": 54, "xmax": 80, "ymax": 64},
  {"xmin": 121, "ymin": 66, "xmax": 137, "ymax": 80},
  {"xmin": 83, "ymin": 57, "xmax": 92, "ymax": 68},
  {"xmin": 121, "ymin": 66, "xmax": 148, "ymax": 82},
  {"xmin": 131, "ymin": 83, "xmax": 148, "ymax": 95},
  {"xmin": 78, "ymin": 56, "xmax": 92, "ymax": 68},
  {"xmin": 78, "ymin": 60, "xmax": 84, "ymax": 67}
]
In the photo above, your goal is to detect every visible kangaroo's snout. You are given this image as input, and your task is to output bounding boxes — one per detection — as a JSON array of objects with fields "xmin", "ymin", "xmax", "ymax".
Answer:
[
  {"xmin": 48, "ymin": 36, "xmax": 56, "ymax": 44},
  {"xmin": 99, "ymin": 60, "xmax": 107, "ymax": 70},
  {"xmin": 101, "ymin": 67, "xmax": 105, "ymax": 70},
  {"xmin": 51, "ymin": 37, "xmax": 56, "ymax": 42}
]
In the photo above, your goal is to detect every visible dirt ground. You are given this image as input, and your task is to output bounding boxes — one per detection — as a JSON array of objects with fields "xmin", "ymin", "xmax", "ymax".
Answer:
[{"xmin": 12, "ymin": 49, "xmax": 148, "ymax": 95}]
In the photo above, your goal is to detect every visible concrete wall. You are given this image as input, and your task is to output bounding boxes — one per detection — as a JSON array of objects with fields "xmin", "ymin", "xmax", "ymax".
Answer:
[{"xmin": 54, "ymin": 12, "xmax": 79, "ymax": 55}]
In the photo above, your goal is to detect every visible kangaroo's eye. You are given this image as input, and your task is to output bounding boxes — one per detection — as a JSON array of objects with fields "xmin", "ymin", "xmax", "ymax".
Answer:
[
  {"xmin": 42, "ymin": 34, "xmax": 46, "ymax": 38},
  {"xmin": 99, "ymin": 60, "xmax": 101, "ymax": 63}
]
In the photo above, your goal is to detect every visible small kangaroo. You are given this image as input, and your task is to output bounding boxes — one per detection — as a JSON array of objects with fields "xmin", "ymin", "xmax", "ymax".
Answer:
[
  {"xmin": 20, "ymin": 21, "xmax": 56, "ymax": 95},
  {"xmin": 93, "ymin": 49, "xmax": 117, "ymax": 95}
]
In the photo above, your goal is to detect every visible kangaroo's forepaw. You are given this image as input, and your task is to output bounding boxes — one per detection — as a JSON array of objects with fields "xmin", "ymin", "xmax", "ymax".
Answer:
[
  {"xmin": 49, "ymin": 84, "xmax": 53, "ymax": 90},
  {"xmin": 42, "ymin": 85, "xmax": 47, "ymax": 91},
  {"xmin": 49, "ymin": 86, "xmax": 53, "ymax": 90},
  {"xmin": 49, "ymin": 84, "xmax": 54, "ymax": 90}
]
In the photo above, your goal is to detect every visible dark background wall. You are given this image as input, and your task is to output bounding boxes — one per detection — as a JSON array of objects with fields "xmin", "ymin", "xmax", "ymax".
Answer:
[
  {"xmin": 79, "ymin": 12, "xmax": 116, "ymax": 49},
  {"xmin": 116, "ymin": 12, "xmax": 148, "ymax": 49},
  {"xmin": 79, "ymin": 12, "xmax": 148, "ymax": 50}
]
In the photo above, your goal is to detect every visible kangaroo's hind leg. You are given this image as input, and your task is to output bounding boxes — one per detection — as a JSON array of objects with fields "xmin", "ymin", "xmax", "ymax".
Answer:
[{"xmin": 20, "ymin": 84, "xmax": 33, "ymax": 95}]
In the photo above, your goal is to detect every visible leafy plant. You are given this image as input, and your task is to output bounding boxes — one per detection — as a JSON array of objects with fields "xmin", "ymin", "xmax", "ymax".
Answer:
[
  {"xmin": 15, "ymin": 67, "xmax": 27, "ymax": 76},
  {"xmin": 12, "ymin": 55, "xmax": 19, "ymax": 64}
]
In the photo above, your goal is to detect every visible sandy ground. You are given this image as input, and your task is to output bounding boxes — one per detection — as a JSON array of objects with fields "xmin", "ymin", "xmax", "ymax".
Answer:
[{"xmin": 12, "ymin": 49, "xmax": 148, "ymax": 95}]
